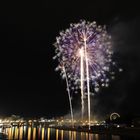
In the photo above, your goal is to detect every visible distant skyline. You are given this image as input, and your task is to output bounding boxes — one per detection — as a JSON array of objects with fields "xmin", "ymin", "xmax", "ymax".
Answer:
[{"xmin": 0, "ymin": 0, "xmax": 140, "ymax": 118}]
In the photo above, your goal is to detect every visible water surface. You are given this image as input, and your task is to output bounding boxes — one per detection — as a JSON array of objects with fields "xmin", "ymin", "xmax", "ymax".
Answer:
[{"xmin": 1, "ymin": 126, "xmax": 139, "ymax": 140}]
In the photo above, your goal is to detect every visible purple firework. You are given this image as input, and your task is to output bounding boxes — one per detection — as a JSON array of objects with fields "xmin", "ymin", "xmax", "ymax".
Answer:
[{"xmin": 53, "ymin": 20, "xmax": 115, "ymax": 94}]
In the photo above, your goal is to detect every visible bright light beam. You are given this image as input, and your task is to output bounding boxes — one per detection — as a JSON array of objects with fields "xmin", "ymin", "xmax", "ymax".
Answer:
[
  {"xmin": 80, "ymin": 48, "xmax": 84, "ymax": 120},
  {"xmin": 83, "ymin": 34, "xmax": 91, "ymax": 130}
]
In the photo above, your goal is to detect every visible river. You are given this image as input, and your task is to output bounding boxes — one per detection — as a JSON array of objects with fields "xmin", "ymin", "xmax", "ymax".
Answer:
[{"xmin": 1, "ymin": 126, "xmax": 139, "ymax": 140}]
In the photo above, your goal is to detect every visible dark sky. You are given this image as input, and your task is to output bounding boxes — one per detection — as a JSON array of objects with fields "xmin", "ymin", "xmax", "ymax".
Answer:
[{"xmin": 0, "ymin": 0, "xmax": 140, "ymax": 118}]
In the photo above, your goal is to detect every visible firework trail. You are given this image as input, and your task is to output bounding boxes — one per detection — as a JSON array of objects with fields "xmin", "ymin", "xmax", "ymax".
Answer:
[
  {"xmin": 80, "ymin": 47, "xmax": 84, "ymax": 120},
  {"xmin": 53, "ymin": 20, "xmax": 117, "ymax": 129},
  {"xmin": 63, "ymin": 66, "xmax": 74, "ymax": 127}
]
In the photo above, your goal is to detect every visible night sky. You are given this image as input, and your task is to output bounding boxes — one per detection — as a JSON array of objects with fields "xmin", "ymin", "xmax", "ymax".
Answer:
[{"xmin": 0, "ymin": 0, "xmax": 140, "ymax": 118}]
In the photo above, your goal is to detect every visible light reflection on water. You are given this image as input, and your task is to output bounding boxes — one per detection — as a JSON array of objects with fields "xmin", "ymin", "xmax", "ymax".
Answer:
[{"xmin": 4, "ymin": 126, "xmax": 121, "ymax": 140}]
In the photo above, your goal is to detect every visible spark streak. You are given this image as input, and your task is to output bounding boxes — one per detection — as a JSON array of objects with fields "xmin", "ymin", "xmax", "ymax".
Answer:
[
  {"xmin": 63, "ymin": 66, "xmax": 74, "ymax": 127},
  {"xmin": 83, "ymin": 34, "xmax": 91, "ymax": 130},
  {"xmin": 80, "ymin": 48, "xmax": 84, "ymax": 120}
]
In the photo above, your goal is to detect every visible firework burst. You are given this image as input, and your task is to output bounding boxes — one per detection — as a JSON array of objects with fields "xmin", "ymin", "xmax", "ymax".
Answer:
[
  {"xmin": 53, "ymin": 20, "xmax": 118, "ymax": 129},
  {"xmin": 54, "ymin": 20, "xmax": 114, "ymax": 93}
]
